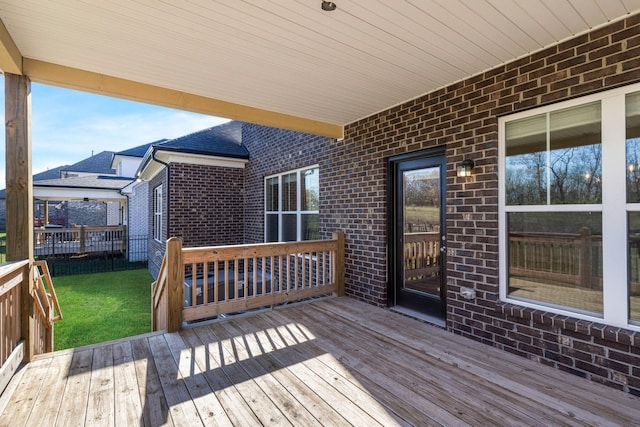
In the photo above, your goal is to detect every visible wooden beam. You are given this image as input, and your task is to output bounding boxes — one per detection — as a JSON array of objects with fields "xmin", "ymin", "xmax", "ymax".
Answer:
[
  {"xmin": 5, "ymin": 73, "xmax": 33, "ymax": 261},
  {"xmin": 0, "ymin": 18, "xmax": 22, "ymax": 75},
  {"xmin": 22, "ymin": 59, "xmax": 344, "ymax": 139},
  {"xmin": 5, "ymin": 73, "xmax": 34, "ymax": 361}
]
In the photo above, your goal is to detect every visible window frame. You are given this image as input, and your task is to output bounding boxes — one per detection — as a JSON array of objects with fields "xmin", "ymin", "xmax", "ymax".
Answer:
[
  {"xmin": 499, "ymin": 82, "xmax": 640, "ymax": 331},
  {"xmin": 153, "ymin": 185, "xmax": 163, "ymax": 243},
  {"xmin": 264, "ymin": 165, "xmax": 319, "ymax": 242}
]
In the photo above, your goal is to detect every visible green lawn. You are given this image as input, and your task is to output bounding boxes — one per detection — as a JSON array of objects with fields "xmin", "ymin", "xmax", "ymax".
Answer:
[{"xmin": 53, "ymin": 269, "xmax": 153, "ymax": 351}]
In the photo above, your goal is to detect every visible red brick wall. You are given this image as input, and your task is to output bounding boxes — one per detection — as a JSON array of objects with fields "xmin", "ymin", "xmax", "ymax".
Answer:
[
  {"xmin": 242, "ymin": 124, "xmax": 330, "ymax": 244},
  {"xmin": 168, "ymin": 163, "xmax": 245, "ymax": 247},
  {"xmin": 324, "ymin": 14, "xmax": 640, "ymax": 394}
]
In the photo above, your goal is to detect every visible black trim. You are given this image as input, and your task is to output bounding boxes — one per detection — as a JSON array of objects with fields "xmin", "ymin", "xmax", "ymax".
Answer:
[{"xmin": 387, "ymin": 147, "xmax": 447, "ymax": 318}]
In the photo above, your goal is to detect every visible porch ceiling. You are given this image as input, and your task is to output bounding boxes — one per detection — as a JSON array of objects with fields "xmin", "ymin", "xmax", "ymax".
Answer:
[{"xmin": 0, "ymin": 1, "xmax": 639, "ymax": 137}]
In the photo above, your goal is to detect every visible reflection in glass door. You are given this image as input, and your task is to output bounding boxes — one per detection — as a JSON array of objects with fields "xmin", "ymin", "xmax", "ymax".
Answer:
[
  {"xmin": 402, "ymin": 167, "xmax": 442, "ymax": 297},
  {"xmin": 390, "ymin": 150, "xmax": 446, "ymax": 318}
]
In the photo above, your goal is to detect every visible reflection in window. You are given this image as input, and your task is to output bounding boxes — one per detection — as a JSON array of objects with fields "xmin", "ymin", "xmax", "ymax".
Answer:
[
  {"xmin": 302, "ymin": 168, "xmax": 319, "ymax": 211},
  {"xmin": 628, "ymin": 92, "xmax": 640, "ymax": 323},
  {"xmin": 628, "ymin": 213, "xmax": 640, "ymax": 323},
  {"xmin": 265, "ymin": 166, "xmax": 319, "ymax": 242},
  {"xmin": 282, "ymin": 173, "xmax": 297, "ymax": 211},
  {"xmin": 505, "ymin": 102, "xmax": 602, "ymax": 205},
  {"xmin": 153, "ymin": 185, "xmax": 162, "ymax": 242},
  {"xmin": 266, "ymin": 177, "xmax": 278, "ymax": 211},
  {"xmin": 508, "ymin": 212, "xmax": 603, "ymax": 315},
  {"xmin": 627, "ymin": 92, "xmax": 640, "ymax": 202}
]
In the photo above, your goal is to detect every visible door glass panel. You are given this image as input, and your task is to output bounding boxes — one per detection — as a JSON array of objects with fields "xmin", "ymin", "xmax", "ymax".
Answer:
[{"xmin": 402, "ymin": 167, "xmax": 441, "ymax": 298}]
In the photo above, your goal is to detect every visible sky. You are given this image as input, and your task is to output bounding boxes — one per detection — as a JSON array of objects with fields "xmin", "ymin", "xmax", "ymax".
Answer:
[{"xmin": 0, "ymin": 77, "xmax": 230, "ymax": 188}]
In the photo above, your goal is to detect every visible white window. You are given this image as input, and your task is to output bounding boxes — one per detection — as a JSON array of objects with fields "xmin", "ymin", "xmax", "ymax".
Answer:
[
  {"xmin": 499, "ymin": 82, "xmax": 640, "ymax": 330},
  {"xmin": 153, "ymin": 185, "xmax": 163, "ymax": 242},
  {"xmin": 265, "ymin": 166, "xmax": 319, "ymax": 242}
]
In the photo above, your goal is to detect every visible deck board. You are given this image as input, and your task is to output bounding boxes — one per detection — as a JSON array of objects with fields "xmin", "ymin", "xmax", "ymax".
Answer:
[
  {"xmin": 55, "ymin": 349, "xmax": 92, "ymax": 426},
  {"xmin": 1, "ymin": 296, "xmax": 639, "ymax": 426}
]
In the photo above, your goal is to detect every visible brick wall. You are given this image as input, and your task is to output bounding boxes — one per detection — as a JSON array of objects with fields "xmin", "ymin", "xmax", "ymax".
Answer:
[
  {"xmin": 168, "ymin": 163, "xmax": 245, "ymax": 248},
  {"xmin": 67, "ymin": 201, "xmax": 107, "ymax": 226},
  {"xmin": 324, "ymin": 14, "xmax": 640, "ymax": 394},
  {"xmin": 129, "ymin": 180, "xmax": 149, "ymax": 238},
  {"xmin": 128, "ymin": 180, "xmax": 148, "ymax": 262},
  {"xmin": 242, "ymin": 124, "xmax": 330, "ymax": 244}
]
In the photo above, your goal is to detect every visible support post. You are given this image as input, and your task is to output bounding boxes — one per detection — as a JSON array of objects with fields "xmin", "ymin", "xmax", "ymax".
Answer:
[
  {"xmin": 333, "ymin": 231, "xmax": 345, "ymax": 297},
  {"xmin": 79, "ymin": 225, "xmax": 86, "ymax": 253},
  {"xmin": 43, "ymin": 201, "xmax": 49, "ymax": 225},
  {"xmin": 166, "ymin": 237, "xmax": 184, "ymax": 332},
  {"xmin": 5, "ymin": 73, "xmax": 34, "ymax": 360}
]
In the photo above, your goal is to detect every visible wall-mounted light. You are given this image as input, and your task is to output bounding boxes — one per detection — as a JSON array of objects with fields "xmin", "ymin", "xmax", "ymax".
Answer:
[
  {"xmin": 457, "ymin": 159, "xmax": 475, "ymax": 177},
  {"xmin": 321, "ymin": 1, "xmax": 337, "ymax": 11}
]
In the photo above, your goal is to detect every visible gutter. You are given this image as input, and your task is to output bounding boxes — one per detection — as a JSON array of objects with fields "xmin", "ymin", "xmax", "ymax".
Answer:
[{"xmin": 152, "ymin": 148, "xmax": 171, "ymax": 244}]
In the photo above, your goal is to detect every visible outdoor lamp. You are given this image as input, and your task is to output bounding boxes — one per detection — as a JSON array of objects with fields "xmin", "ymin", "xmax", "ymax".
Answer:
[{"xmin": 457, "ymin": 159, "xmax": 475, "ymax": 177}]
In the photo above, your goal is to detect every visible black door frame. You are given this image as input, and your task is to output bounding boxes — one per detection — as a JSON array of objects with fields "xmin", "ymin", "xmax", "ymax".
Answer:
[{"xmin": 387, "ymin": 147, "xmax": 447, "ymax": 317}]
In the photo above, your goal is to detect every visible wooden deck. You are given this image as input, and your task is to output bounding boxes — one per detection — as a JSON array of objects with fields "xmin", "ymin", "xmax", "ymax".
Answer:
[{"xmin": 1, "ymin": 297, "xmax": 639, "ymax": 426}]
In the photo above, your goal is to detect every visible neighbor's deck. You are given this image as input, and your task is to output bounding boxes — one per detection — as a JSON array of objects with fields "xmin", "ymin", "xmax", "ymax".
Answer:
[{"xmin": 1, "ymin": 297, "xmax": 639, "ymax": 426}]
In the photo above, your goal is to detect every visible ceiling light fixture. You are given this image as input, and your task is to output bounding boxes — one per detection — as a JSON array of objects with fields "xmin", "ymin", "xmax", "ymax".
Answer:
[{"xmin": 321, "ymin": 1, "xmax": 337, "ymax": 11}]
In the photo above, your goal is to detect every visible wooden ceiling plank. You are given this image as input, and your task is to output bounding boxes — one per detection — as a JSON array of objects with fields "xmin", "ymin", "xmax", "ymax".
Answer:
[{"xmin": 22, "ymin": 59, "xmax": 343, "ymax": 139}]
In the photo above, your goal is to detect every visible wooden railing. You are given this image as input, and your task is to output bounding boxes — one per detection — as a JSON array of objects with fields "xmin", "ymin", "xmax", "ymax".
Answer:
[
  {"xmin": 0, "ymin": 260, "xmax": 61, "ymax": 394},
  {"xmin": 34, "ymin": 225, "xmax": 126, "ymax": 256},
  {"xmin": 509, "ymin": 229, "xmax": 603, "ymax": 289},
  {"xmin": 151, "ymin": 252, "xmax": 168, "ymax": 332},
  {"xmin": 153, "ymin": 231, "xmax": 345, "ymax": 332},
  {"xmin": 32, "ymin": 261, "xmax": 63, "ymax": 354},
  {"xmin": 404, "ymin": 232, "xmax": 439, "ymax": 282}
]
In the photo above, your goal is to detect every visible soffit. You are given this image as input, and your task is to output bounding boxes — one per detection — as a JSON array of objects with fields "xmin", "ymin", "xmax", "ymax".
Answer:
[{"xmin": 0, "ymin": 0, "xmax": 638, "ymax": 131}]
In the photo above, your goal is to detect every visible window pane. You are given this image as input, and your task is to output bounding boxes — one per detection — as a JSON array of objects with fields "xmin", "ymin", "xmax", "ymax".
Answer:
[
  {"xmin": 266, "ymin": 214, "xmax": 278, "ymax": 242},
  {"xmin": 507, "ymin": 211, "xmax": 603, "ymax": 315},
  {"xmin": 282, "ymin": 214, "xmax": 297, "ymax": 241},
  {"xmin": 154, "ymin": 186, "xmax": 162, "ymax": 241},
  {"xmin": 266, "ymin": 177, "xmax": 279, "ymax": 211},
  {"xmin": 282, "ymin": 173, "xmax": 297, "ymax": 211},
  {"xmin": 626, "ymin": 92, "xmax": 640, "ymax": 202},
  {"xmin": 301, "ymin": 214, "xmax": 319, "ymax": 240},
  {"xmin": 505, "ymin": 102, "xmax": 602, "ymax": 205},
  {"xmin": 505, "ymin": 113, "xmax": 548, "ymax": 205},
  {"xmin": 301, "ymin": 168, "xmax": 319, "ymax": 211},
  {"xmin": 629, "ymin": 212, "xmax": 640, "ymax": 322},
  {"xmin": 549, "ymin": 102, "xmax": 601, "ymax": 204}
]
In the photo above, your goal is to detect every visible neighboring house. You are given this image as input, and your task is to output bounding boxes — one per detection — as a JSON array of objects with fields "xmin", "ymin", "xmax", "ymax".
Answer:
[
  {"xmin": 115, "ymin": 141, "xmax": 164, "ymax": 262},
  {"xmin": 136, "ymin": 121, "xmax": 248, "ymax": 277},
  {"xmin": 136, "ymin": 18, "xmax": 640, "ymax": 395},
  {"xmin": 0, "ymin": 165, "xmax": 69, "ymax": 229},
  {"xmin": 32, "ymin": 151, "xmax": 125, "ymax": 227}
]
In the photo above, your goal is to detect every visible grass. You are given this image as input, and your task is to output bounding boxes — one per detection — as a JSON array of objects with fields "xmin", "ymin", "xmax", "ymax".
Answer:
[
  {"xmin": 405, "ymin": 205, "xmax": 439, "ymax": 226},
  {"xmin": 53, "ymin": 269, "xmax": 153, "ymax": 351}
]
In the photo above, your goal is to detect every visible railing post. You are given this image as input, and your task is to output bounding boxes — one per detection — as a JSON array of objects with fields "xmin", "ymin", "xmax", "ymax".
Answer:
[
  {"xmin": 333, "ymin": 231, "xmax": 345, "ymax": 297},
  {"xmin": 579, "ymin": 226, "xmax": 593, "ymax": 289},
  {"xmin": 166, "ymin": 237, "xmax": 184, "ymax": 332},
  {"xmin": 79, "ymin": 225, "xmax": 86, "ymax": 253}
]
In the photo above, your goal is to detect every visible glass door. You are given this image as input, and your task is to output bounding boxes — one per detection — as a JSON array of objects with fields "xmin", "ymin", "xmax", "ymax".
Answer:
[{"xmin": 390, "ymin": 151, "xmax": 446, "ymax": 318}]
